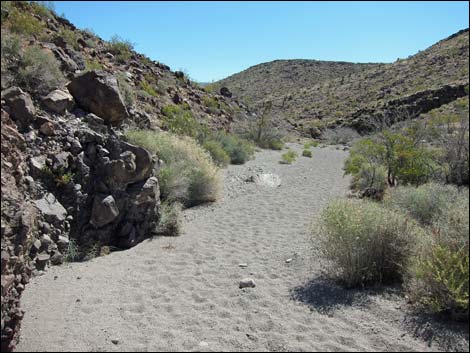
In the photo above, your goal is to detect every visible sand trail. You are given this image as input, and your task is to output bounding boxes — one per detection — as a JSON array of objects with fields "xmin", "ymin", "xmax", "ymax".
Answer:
[{"xmin": 17, "ymin": 144, "xmax": 436, "ymax": 352}]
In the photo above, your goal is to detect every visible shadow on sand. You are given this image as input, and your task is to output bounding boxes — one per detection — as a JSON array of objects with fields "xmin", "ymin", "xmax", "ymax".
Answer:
[
  {"xmin": 290, "ymin": 277, "xmax": 377, "ymax": 315},
  {"xmin": 291, "ymin": 276, "xmax": 469, "ymax": 351}
]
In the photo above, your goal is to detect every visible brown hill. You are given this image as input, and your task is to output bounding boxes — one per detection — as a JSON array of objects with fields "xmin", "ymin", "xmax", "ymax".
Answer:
[{"xmin": 216, "ymin": 29, "xmax": 469, "ymax": 136}]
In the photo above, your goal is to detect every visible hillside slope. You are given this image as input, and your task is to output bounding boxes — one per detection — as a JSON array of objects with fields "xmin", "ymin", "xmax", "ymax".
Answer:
[
  {"xmin": 1, "ymin": 2, "xmax": 255, "ymax": 351},
  {"xmin": 217, "ymin": 29, "xmax": 469, "ymax": 136},
  {"xmin": 216, "ymin": 59, "xmax": 380, "ymax": 106}
]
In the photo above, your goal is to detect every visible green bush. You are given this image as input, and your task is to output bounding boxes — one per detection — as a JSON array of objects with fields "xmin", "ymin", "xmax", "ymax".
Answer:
[
  {"xmin": 302, "ymin": 149, "xmax": 312, "ymax": 158},
  {"xmin": 6, "ymin": 9, "xmax": 46, "ymax": 36},
  {"xmin": 125, "ymin": 130, "xmax": 221, "ymax": 207},
  {"xmin": 30, "ymin": 1, "xmax": 56, "ymax": 19},
  {"xmin": 304, "ymin": 141, "xmax": 319, "ymax": 149},
  {"xmin": 241, "ymin": 119, "xmax": 285, "ymax": 150},
  {"xmin": 315, "ymin": 199, "xmax": 420, "ymax": 287},
  {"xmin": 1, "ymin": 30, "xmax": 22, "ymax": 67},
  {"xmin": 203, "ymin": 140, "xmax": 230, "ymax": 167},
  {"xmin": 161, "ymin": 104, "xmax": 207, "ymax": 140},
  {"xmin": 280, "ymin": 150, "xmax": 297, "ymax": 164},
  {"xmin": 345, "ymin": 132, "xmax": 439, "ymax": 188},
  {"xmin": 384, "ymin": 183, "xmax": 460, "ymax": 226},
  {"xmin": 203, "ymin": 96, "xmax": 220, "ymax": 114},
  {"xmin": 107, "ymin": 35, "xmax": 134, "ymax": 63},
  {"xmin": 59, "ymin": 28, "xmax": 81, "ymax": 50},
  {"xmin": 140, "ymin": 79, "xmax": 158, "ymax": 97},
  {"xmin": 84, "ymin": 57, "xmax": 102, "ymax": 71},
  {"xmin": 64, "ymin": 238, "xmax": 80, "ymax": 262},
  {"xmin": 212, "ymin": 132, "xmax": 254, "ymax": 165},
  {"xmin": 17, "ymin": 45, "xmax": 65, "ymax": 95},
  {"xmin": 156, "ymin": 201, "xmax": 183, "ymax": 236},
  {"xmin": 351, "ymin": 163, "xmax": 388, "ymax": 197},
  {"xmin": 408, "ymin": 197, "xmax": 469, "ymax": 318}
]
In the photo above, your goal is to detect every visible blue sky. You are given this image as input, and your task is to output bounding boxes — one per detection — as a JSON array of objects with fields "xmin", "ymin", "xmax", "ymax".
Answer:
[{"xmin": 53, "ymin": 1, "xmax": 469, "ymax": 82}]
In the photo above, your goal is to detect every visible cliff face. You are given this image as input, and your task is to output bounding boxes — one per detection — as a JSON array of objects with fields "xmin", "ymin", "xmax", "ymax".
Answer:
[{"xmin": 0, "ymin": 2, "xmax": 255, "ymax": 351}]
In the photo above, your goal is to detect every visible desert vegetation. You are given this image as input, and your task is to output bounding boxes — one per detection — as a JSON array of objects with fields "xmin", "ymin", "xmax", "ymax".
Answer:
[
  {"xmin": 316, "ymin": 96, "xmax": 469, "ymax": 321},
  {"xmin": 125, "ymin": 129, "xmax": 221, "ymax": 208},
  {"xmin": 2, "ymin": 2, "xmax": 469, "ymax": 351}
]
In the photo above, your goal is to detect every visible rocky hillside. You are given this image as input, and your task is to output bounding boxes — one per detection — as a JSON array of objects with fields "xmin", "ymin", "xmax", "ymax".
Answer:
[
  {"xmin": 216, "ymin": 59, "xmax": 379, "ymax": 106},
  {"xmin": 216, "ymin": 29, "xmax": 469, "ymax": 136},
  {"xmin": 0, "ymin": 2, "xmax": 253, "ymax": 351}
]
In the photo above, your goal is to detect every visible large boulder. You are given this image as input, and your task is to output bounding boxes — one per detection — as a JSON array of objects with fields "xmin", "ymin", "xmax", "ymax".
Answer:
[
  {"xmin": 33, "ymin": 193, "xmax": 67, "ymax": 225},
  {"xmin": 42, "ymin": 89, "xmax": 74, "ymax": 114},
  {"xmin": 90, "ymin": 195, "xmax": 119, "ymax": 228},
  {"xmin": 67, "ymin": 71, "xmax": 129, "ymax": 125},
  {"xmin": 103, "ymin": 141, "xmax": 154, "ymax": 191},
  {"xmin": 1, "ymin": 87, "xmax": 36, "ymax": 131}
]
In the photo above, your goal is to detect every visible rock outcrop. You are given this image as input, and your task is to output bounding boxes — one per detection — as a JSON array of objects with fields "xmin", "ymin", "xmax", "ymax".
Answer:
[
  {"xmin": 68, "ymin": 71, "xmax": 130, "ymax": 125},
  {"xmin": 1, "ymin": 87, "xmax": 36, "ymax": 132},
  {"xmin": 1, "ymin": 84, "xmax": 160, "ymax": 352},
  {"xmin": 346, "ymin": 83, "xmax": 469, "ymax": 133},
  {"xmin": 1, "ymin": 110, "xmax": 37, "ymax": 352}
]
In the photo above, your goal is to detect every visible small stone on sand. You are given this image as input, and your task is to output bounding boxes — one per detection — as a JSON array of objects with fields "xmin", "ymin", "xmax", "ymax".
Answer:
[{"xmin": 239, "ymin": 278, "xmax": 256, "ymax": 289}]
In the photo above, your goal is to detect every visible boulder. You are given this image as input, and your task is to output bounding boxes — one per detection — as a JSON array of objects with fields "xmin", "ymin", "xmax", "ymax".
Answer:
[
  {"xmin": 1, "ymin": 87, "xmax": 36, "ymax": 131},
  {"xmin": 34, "ymin": 193, "xmax": 67, "ymax": 225},
  {"xmin": 103, "ymin": 142, "xmax": 154, "ymax": 191},
  {"xmin": 42, "ymin": 89, "xmax": 74, "ymax": 114},
  {"xmin": 67, "ymin": 71, "xmax": 129, "ymax": 125},
  {"xmin": 39, "ymin": 121, "xmax": 55, "ymax": 136},
  {"xmin": 90, "ymin": 195, "xmax": 119, "ymax": 228},
  {"xmin": 220, "ymin": 87, "xmax": 232, "ymax": 98},
  {"xmin": 35, "ymin": 253, "xmax": 50, "ymax": 271},
  {"xmin": 252, "ymin": 173, "xmax": 281, "ymax": 188},
  {"xmin": 29, "ymin": 155, "xmax": 47, "ymax": 178}
]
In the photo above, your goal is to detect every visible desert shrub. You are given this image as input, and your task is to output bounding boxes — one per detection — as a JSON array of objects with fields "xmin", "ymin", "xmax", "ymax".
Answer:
[
  {"xmin": 241, "ymin": 101, "xmax": 285, "ymax": 150},
  {"xmin": 156, "ymin": 201, "xmax": 183, "ymax": 236},
  {"xmin": 1, "ymin": 30, "xmax": 22, "ymax": 66},
  {"xmin": 140, "ymin": 79, "xmax": 158, "ymax": 97},
  {"xmin": 212, "ymin": 132, "xmax": 254, "ymax": 165},
  {"xmin": 115, "ymin": 72, "xmax": 135, "ymax": 107},
  {"xmin": 203, "ymin": 140, "xmax": 230, "ymax": 167},
  {"xmin": 203, "ymin": 83, "xmax": 219, "ymax": 94},
  {"xmin": 281, "ymin": 150, "xmax": 297, "ymax": 164},
  {"xmin": 351, "ymin": 163, "xmax": 388, "ymax": 197},
  {"xmin": 6, "ymin": 8, "xmax": 45, "ymax": 36},
  {"xmin": 304, "ymin": 141, "xmax": 319, "ymax": 149},
  {"xmin": 17, "ymin": 45, "xmax": 65, "ymax": 95},
  {"xmin": 315, "ymin": 199, "xmax": 420, "ymax": 287},
  {"xmin": 84, "ymin": 57, "xmax": 102, "ymax": 71},
  {"xmin": 345, "ymin": 131, "xmax": 439, "ymax": 188},
  {"xmin": 125, "ymin": 130, "xmax": 221, "ymax": 207},
  {"xmin": 64, "ymin": 238, "xmax": 80, "ymax": 262},
  {"xmin": 408, "ymin": 197, "xmax": 469, "ymax": 319},
  {"xmin": 59, "ymin": 28, "xmax": 81, "ymax": 50},
  {"xmin": 429, "ymin": 108, "xmax": 469, "ymax": 186},
  {"xmin": 161, "ymin": 104, "xmax": 207, "ymax": 139},
  {"xmin": 203, "ymin": 96, "xmax": 220, "ymax": 114},
  {"xmin": 324, "ymin": 127, "xmax": 360, "ymax": 145},
  {"xmin": 302, "ymin": 149, "xmax": 312, "ymax": 158},
  {"xmin": 107, "ymin": 35, "xmax": 134, "ymax": 63},
  {"xmin": 30, "ymin": 1, "xmax": 56, "ymax": 19},
  {"xmin": 384, "ymin": 183, "xmax": 460, "ymax": 226}
]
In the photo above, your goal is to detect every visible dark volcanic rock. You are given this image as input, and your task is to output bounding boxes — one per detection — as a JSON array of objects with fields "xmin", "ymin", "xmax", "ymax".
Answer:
[
  {"xmin": 1, "ymin": 87, "xmax": 36, "ymax": 131},
  {"xmin": 68, "ymin": 71, "xmax": 129, "ymax": 125}
]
